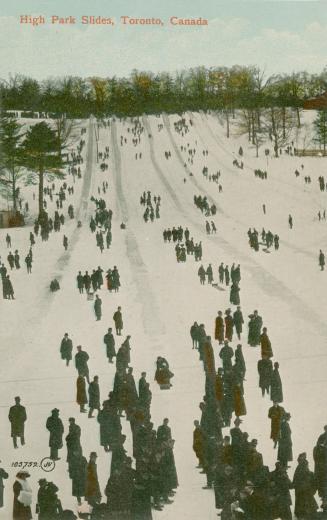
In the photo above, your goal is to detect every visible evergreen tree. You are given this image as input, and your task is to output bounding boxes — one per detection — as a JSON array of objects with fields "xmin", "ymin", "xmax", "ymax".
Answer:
[
  {"xmin": 313, "ymin": 110, "xmax": 327, "ymax": 153},
  {"xmin": 21, "ymin": 122, "xmax": 63, "ymax": 217},
  {"xmin": 0, "ymin": 116, "xmax": 25, "ymax": 210}
]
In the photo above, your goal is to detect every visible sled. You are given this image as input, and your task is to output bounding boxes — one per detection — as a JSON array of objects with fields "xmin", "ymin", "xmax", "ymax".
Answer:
[
  {"xmin": 87, "ymin": 292, "xmax": 94, "ymax": 300},
  {"xmin": 160, "ymin": 383, "xmax": 171, "ymax": 390},
  {"xmin": 212, "ymin": 283, "xmax": 225, "ymax": 291}
]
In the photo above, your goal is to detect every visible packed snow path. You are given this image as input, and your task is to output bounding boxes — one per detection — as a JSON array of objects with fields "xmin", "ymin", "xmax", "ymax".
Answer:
[{"xmin": 0, "ymin": 112, "xmax": 327, "ymax": 519}]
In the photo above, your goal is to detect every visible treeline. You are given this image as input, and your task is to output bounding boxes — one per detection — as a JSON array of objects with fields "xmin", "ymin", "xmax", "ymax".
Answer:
[{"xmin": 1, "ymin": 66, "xmax": 327, "ymax": 118}]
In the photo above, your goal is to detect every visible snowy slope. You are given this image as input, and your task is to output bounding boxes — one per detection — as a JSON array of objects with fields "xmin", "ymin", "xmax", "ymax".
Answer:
[{"xmin": 0, "ymin": 110, "xmax": 326, "ymax": 519}]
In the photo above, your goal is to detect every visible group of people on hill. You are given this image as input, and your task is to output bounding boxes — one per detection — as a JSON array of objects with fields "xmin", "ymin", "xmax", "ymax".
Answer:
[
  {"xmin": 162, "ymin": 226, "xmax": 203, "ymax": 263},
  {"xmin": 248, "ymin": 228, "xmax": 280, "ymax": 252},
  {"xmin": 140, "ymin": 191, "xmax": 161, "ymax": 223}
]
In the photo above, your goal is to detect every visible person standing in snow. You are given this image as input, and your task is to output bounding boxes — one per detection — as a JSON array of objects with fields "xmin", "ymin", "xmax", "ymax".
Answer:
[
  {"xmin": 60, "ymin": 333, "xmax": 73, "ymax": 366},
  {"xmin": 113, "ymin": 307, "xmax": 123, "ymax": 335},
  {"xmin": 319, "ymin": 250, "xmax": 325, "ymax": 271},
  {"xmin": 94, "ymin": 294, "xmax": 102, "ymax": 321}
]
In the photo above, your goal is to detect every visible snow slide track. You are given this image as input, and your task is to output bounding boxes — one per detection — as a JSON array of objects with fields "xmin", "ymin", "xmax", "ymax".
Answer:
[
  {"xmin": 154, "ymin": 114, "xmax": 327, "ymax": 345},
  {"xmin": 110, "ymin": 119, "xmax": 165, "ymax": 338}
]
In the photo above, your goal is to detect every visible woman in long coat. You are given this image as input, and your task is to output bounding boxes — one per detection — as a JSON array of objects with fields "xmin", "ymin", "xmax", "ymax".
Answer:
[
  {"xmin": 97, "ymin": 401, "xmax": 113, "ymax": 451},
  {"xmin": 270, "ymin": 362, "xmax": 283, "ymax": 403},
  {"xmin": 71, "ymin": 454, "xmax": 87, "ymax": 505},
  {"xmin": 293, "ymin": 456, "xmax": 318, "ymax": 519},
  {"xmin": 13, "ymin": 471, "xmax": 32, "ymax": 520},
  {"xmin": 106, "ymin": 270, "xmax": 113, "ymax": 291},
  {"xmin": 85, "ymin": 453, "xmax": 101, "ymax": 506},
  {"xmin": 76, "ymin": 376, "xmax": 87, "ymax": 413},
  {"xmin": 230, "ymin": 283, "xmax": 240, "ymax": 306},
  {"xmin": 233, "ymin": 383, "xmax": 247, "ymax": 418},
  {"xmin": 215, "ymin": 312, "xmax": 224, "ymax": 344},
  {"xmin": 278, "ymin": 413, "xmax": 293, "ymax": 466}
]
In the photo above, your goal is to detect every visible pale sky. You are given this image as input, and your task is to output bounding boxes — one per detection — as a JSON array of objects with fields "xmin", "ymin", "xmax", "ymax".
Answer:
[{"xmin": 1, "ymin": 0, "xmax": 327, "ymax": 80}]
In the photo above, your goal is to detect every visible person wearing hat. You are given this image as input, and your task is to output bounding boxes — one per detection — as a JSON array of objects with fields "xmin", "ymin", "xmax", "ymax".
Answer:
[
  {"xmin": 75, "ymin": 346, "xmax": 90, "ymax": 384},
  {"xmin": 247, "ymin": 310, "xmax": 263, "ymax": 347},
  {"xmin": 85, "ymin": 452, "xmax": 101, "ymax": 507},
  {"xmin": 270, "ymin": 462, "xmax": 292, "ymax": 520},
  {"xmin": 233, "ymin": 306, "xmax": 244, "ymax": 341},
  {"xmin": 8, "ymin": 396, "xmax": 27, "ymax": 449},
  {"xmin": 113, "ymin": 307, "xmax": 123, "ymax": 336},
  {"xmin": 46, "ymin": 408, "xmax": 64, "ymax": 461},
  {"xmin": 0, "ymin": 461, "xmax": 9, "ymax": 508},
  {"xmin": 260, "ymin": 327, "xmax": 273, "ymax": 359},
  {"xmin": 277, "ymin": 413, "xmax": 293, "ymax": 467},
  {"xmin": 314, "ymin": 425, "xmax": 327, "ymax": 500},
  {"xmin": 13, "ymin": 471, "xmax": 32, "ymax": 520},
  {"xmin": 293, "ymin": 454, "xmax": 318, "ymax": 519},
  {"xmin": 268, "ymin": 402, "xmax": 285, "ymax": 448},
  {"xmin": 103, "ymin": 328, "xmax": 116, "ymax": 363},
  {"xmin": 270, "ymin": 362, "xmax": 283, "ymax": 404},
  {"xmin": 219, "ymin": 340, "xmax": 234, "ymax": 372},
  {"xmin": 36, "ymin": 479, "xmax": 47, "ymax": 518},
  {"xmin": 76, "ymin": 375, "xmax": 88, "ymax": 413},
  {"xmin": 60, "ymin": 333, "xmax": 73, "ymax": 367},
  {"xmin": 224, "ymin": 309, "xmax": 234, "ymax": 342}
]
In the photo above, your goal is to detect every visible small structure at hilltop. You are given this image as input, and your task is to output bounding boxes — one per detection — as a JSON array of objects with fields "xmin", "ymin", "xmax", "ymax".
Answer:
[{"xmin": 0, "ymin": 209, "xmax": 25, "ymax": 228}]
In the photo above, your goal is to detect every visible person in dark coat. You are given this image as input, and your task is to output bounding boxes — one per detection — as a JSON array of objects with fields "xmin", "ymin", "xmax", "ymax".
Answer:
[
  {"xmin": 230, "ymin": 283, "xmax": 240, "ymax": 306},
  {"xmin": 268, "ymin": 402, "xmax": 285, "ymax": 448},
  {"xmin": 157, "ymin": 418, "xmax": 172, "ymax": 443},
  {"xmin": 76, "ymin": 375, "xmax": 87, "ymax": 413},
  {"xmin": 94, "ymin": 295, "xmax": 102, "ymax": 321},
  {"xmin": 193, "ymin": 420, "xmax": 205, "ymax": 468},
  {"xmin": 103, "ymin": 328, "xmax": 116, "ymax": 363},
  {"xmin": 75, "ymin": 346, "xmax": 90, "ymax": 383},
  {"xmin": 278, "ymin": 413, "xmax": 293, "ymax": 467},
  {"xmin": 85, "ymin": 452, "xmax": 101, "ymax": 507},
  {"xmin": 233, "ymin": 383, "xmax": 247, "ymax": 418},
  {"xmin": 314, "ymin": 425, "xmax": 327, "ymax": 500},
  {"xmin": 76, "ymin": 271, "xmax": 84, "ymax": 294},
  {"xmin": 36, "ymin": 478, "xmax": 47, "ymax": 519},
  {"xmin": 219, "ymin": 341, "xmax": 234, "ymax": 371},
  {"xmin": 113, "ymin": 306, "xmax": 123, "ymax": 335},
  {"xmin": 224, "ymin": 309, "xmax": 234, "ymax": 341},
  {"xmin": 271, "ymin": 362, "xmax": 283, "ymax": 403},
  {"xmin": 13, "ymin": 471, "xmax": 32, "ymax": 520},
  {"xmin": 224, "ymin": 265, "xmax": 230, "ymax": 286},
  {"xmin": 14, "ymin": 250, "xmax": 20, "ymax": 269},
  {"xmin": 270, "ymin": 462, "xmax": 292, "ymax": 520},
  {"xmin": 138, "ymin": 372, "xmax": 147, "ymax": 401},
  {"xmin": 46, "ymin": 408, "xmax": 64, "ymax": 461},
  {"xmin": 9, "ymin": 396, "xmax": 27, "ymax": 448},
  {"xmin": 215, "ymin": 311, "xmax": 225, "ymax": 345},
  {"xmin": 97, "ymin": 400, "xmax": 115, "ymax": 452},
  {"xmin": 233, "ymin": 306, "xmax": 244, "ymax": 340},
  {"xmin": 0, "ymin": 463, "xmax": 9, "ymax": 508},
  {"xmin": 293, "ymin": 454, "xmax": 318, "ymax": 520},
  {"xmin": 190, "ymin": 322, "xmax": 199, "ymax": 349},
  {"xmin": 88, "ymin": 376, "xmax": 100, "ymax": 418},
  {"xmin": 70, "ymin": 453, "xmax": 87, "ymax": 505},
  {"xmin": 257, "ymin": 356, "xmax": 273, "ymax": 396},
  {"xmin": 319, "ymin": 250, "xmax": 325, "ymax": 271},
  {"xmin": 60, "ymin": 333, "xmax": 73, "ymax": 366},
  {"xmin": 131, "ymin": 473, "xmax": 152, "ymax": 520},
  {"xmin": 260, "ymin": 327, "xmax": 273, "ymax": 358},
  {"xmin": 218, "ymin": 263, "xmax": 225, "ymax": 284},
  {"xmin": 66, "ymin": 418, "xmax": 82, "ymax": 472},
  {"xmin": 235, "ymin": 344, "xmax": 246, "ymax": 378},
  {"xmin": 248, "ymin": 310, "xmax": 263, "ymax": 346}
]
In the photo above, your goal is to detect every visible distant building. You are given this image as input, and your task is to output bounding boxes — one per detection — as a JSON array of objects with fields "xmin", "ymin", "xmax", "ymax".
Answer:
[{"xmin": 303, "ymin": 92, "xmax": 327, "ymax": 110}]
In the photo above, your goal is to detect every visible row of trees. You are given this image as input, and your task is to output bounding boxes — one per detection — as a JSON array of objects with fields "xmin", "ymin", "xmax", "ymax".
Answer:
[
  {"xmin": 0, "ymin": 117, "xmax": 63, "ymax": 215},
  {"xmin": 1, "ymin": 66, "xmax": 327, "ymax": 118}
]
